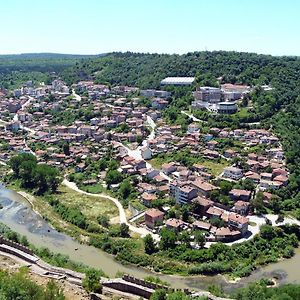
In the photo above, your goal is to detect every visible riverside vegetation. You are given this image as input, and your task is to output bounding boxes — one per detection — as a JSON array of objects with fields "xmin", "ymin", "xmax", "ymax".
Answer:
[{"xmin": 5, "ymin": 153, "xmax": 300, "ymax": 278}]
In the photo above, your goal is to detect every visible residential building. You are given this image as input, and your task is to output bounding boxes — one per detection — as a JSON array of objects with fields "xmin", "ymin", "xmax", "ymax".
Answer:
[
  {"xmin": 223, "ymin": 167, "xmax": 243, "ymax": 180},
  {"xmin": 145, "ymin": 209, "xmax": 164, "ymax": 229},
  {"xmin": 228, "ymin": 213, "xmax": 249, "ymax": 234}
]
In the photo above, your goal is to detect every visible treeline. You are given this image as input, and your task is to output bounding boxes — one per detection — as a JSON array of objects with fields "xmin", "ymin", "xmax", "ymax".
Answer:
[
  {"xmin": 0, "ymin": 53, "xmax": 95, "ymax": 89},
  {"xmin": 61, "ymin": 51, "xmax": 300, "ymax": 88},
  {"xmin": 9, "ymin": 153, "xmax": 61, "ymax": 194}
]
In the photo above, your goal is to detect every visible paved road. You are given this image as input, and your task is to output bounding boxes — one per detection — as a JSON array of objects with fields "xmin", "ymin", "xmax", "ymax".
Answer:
[
  {"xmin": 62, "ymin": 178, "xmax": 159, "ymax": 240},
  {"xmin": 116, "ymin": 115, "xmax": 172, "ymax": 182}
]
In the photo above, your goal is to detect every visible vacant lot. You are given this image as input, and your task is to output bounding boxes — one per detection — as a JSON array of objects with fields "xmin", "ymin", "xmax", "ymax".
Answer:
[{"xmin": 57, "ymin": 185, "xmax": 118, "ymax": 223}]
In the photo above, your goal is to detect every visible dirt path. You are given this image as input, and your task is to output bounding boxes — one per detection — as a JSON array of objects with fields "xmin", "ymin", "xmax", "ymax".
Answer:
[{"xmin": 62, "ymin": 178, "xmax": 159, "ymax": 240}]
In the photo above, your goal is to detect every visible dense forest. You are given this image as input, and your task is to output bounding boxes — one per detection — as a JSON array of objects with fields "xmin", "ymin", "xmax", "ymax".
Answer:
[{"xmin": 0, "ymin": 53, "xmax": 97, "ymax": 88}]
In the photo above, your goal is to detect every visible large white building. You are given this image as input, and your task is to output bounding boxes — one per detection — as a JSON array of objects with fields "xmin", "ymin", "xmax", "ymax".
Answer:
[{"xmin": 161, "ymin": 77, "xmax": 195, "ymax": 86}]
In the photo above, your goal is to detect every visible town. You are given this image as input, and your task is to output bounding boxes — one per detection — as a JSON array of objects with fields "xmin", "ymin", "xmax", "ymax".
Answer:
[{"xmin": 0, "ymin": 75, "xmax": 289, "ymax": 247}]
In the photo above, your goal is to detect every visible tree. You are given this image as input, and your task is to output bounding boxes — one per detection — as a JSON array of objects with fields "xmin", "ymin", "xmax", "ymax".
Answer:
[
  {"xmin": 150, "ymin": 289, "xmax": 167, "ymax": 300},
  {"xmin": 34, "ymin": 164, "xmax": 60, "ymax": 194},
  {"xmin": 251, "ymin": 192, "xmax": 266, "ymax": 215},
  {"xmin": 119, "ymin": 179, "xmax": 133, "ymax": 199},
  {"xmin": 144, "ymin": 234, "xmax": 156, "ymax": 254},
  {"xmin": 9, "ymin": 153, "xmax": 37, "ymax": 178},
  {"xmin": 62, "ymin": 142, "xmax": 70, "ymax": 156},
  {"xmin": 105, "ymin": 169, "xmax": 123, "ymax": 185},
  {"xmin": 19, "ymin": 159, "xmax": 37, "ymax": 188},
  {"xmin": 82, "ymin": 269, "xmax": 102, "ymax": 293},
  {"xmin": 97, "ymin": 214, "xmax": 110, "ymax": 227},
  {"xmin": 194, "ymin": 231, "xmax": 205, "ymax": 248},
  {"xmin": 119, "ymin": 223, "xmax": 129, "ymax": 237},
  {"xmin": 159, "ymin": 228, "xmax": 177, "ymax": 250},
  {"xmin": 181, "ymin": 205, "xmax": 189, "ymax": 222}
]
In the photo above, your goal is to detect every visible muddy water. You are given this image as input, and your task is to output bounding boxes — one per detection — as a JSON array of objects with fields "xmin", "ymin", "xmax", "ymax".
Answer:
[{"xmin": 0, "ymin": 187, "xmax": 299, "ymax": 292}]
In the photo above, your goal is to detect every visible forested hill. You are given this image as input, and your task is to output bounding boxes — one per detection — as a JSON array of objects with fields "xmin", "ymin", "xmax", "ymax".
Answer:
[
  {"xmin": 0, "ymin": 53, "xmax": 101, "ymax": 73},
  {"xmin": 62, "ymin": 51, "xmax": 300, "ymax": 212},
  {"xmin": 0, "ymin": 53, "xmax": 100, "ymax": 89},
  {"xmin": 61, "ymin": 51, "xmax": 300, "ymax": 88}
]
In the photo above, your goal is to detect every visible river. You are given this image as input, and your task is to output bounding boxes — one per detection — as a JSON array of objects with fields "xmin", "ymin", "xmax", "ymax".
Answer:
[{"xmin": 0, "ymin": 187, "xmax": 299, "ymax": 292}]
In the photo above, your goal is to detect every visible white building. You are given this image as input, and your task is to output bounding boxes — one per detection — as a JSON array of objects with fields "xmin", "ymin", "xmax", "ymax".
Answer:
[
  {"xmin": 161, "ymin": 77, "xmax": 195, "ymax": 86},
  {"xmin": 223, "ymin": 167, "xmax": 243, "ymax": 180}
]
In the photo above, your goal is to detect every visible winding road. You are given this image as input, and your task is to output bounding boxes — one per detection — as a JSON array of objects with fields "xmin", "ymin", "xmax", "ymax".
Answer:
[{"xmin": 62, "ymin": 178, "xmax": 160, "ymax": 240}]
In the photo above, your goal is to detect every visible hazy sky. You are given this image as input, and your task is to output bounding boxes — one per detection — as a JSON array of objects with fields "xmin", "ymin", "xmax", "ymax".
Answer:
[{"xmin": 1, "ymin": 0, "xmax": 299, "ymax": 56}]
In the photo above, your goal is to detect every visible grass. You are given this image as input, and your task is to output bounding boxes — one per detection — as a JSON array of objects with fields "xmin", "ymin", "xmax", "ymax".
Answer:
[
  {"xmin": 6, "ymin": 180, "xmax": 119, "ymax": 240},
  {"xmin": 56, "ymin": 185, "xmax": 118, "ymax": 223},
  {"xmin": 200, "ymin": 159, "xmax": 230, "ymax": 176},
  {"xmin": 236, "ymin": 107, "xmax": 250, "ymax": 118},
  {"xmin": 249, "ymin": 221, "xmax": 257, "ymax": 226},
  {"xmin": 148, "ymin": 157, "xmax": 164, "ymax": 169},
  {"xmin": 150, "ymin": 156, "xmax": 230, "ymax": 177},
  {"xmin": 79, "ymin": 183, "xmax": 104, "ymax": 194}
]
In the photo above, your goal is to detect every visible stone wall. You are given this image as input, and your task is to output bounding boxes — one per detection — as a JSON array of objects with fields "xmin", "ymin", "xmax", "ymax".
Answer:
[{"xmin": 0, "ymin": 235, "xmax": 34, "ymax": 255}]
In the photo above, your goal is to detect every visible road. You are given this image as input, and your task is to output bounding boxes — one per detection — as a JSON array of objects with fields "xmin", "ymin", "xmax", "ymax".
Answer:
[
  {"xmin": 181, "ymin": 110, "xmax": 205, "ymax": 122},
  {"xmin": 205, "ymin": 214, "xmax": 300, "ymax": 247},
  {"xmin": 62, "ymin": 178, "xmax": 159, "ymax": 240},
  {"xmin": 115, "ymin": 115, "xmax": 172, "ymax": 182},
  {"xmin": 72, "ymin": 89, "xmax": 82, "ymax": 101}
]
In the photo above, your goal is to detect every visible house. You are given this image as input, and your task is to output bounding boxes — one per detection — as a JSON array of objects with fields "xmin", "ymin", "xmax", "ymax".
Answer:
[
  {"xmin": 206, "ymin": 206, "xmax": 224, "ymax": 219},
  {"xmin": 192, "ymin": 196, "xmax": 214, "ymax": 216},
  {"xmin": 169, "ymin": 182, "xmax": 198, "ymax": 205},
  {"xmin": 207, "ymin": 140, "xmax": 218, "ymax": 150},
  {"xmin": 261, "ymin": 172, "xmax": 273, "ymax": 181},
  {"xmin": 175, "ymin": 185, "xmax": 198, "ymax": 205},
  {"xmin": 234, "ymin": 201, "xmax": 250, "ymax": 215},
  {"xmin": 75, "ymin": 163, "xmax": 85, "ymax": 173},
  {"xmin": 141, "ymin": 192, "xmax": 158, "ymax": 207},
  {"xmin": 140, "ymin": 146, "xmax": 152, "ymax": 160},
  {"xmin": 165, "ymin": 218, "xmax": 185, "ymax": 232},
  {"xmin": 215, "ymin": 227, "xmax": 241, "ymax": 242},
  {"xmin": 162, "ymin": 162, "xmax": 177, "ymax": 175},
  {"xmin": 229, "ymin": 189, "xmax": 251, "ymax": 201},
  {"xmin": 228, "ymin": 213, "xmax": 248, "ymax": 234},
  {"xmin": 273, "ymin": 175, "xmax": 288, "ymax": 185},
  {"xmin": 193, "ymin": 220, "xmax": 211, "ymax": 232},
  {"xmin": 152, "ymin": 98, "xmax": 169, "ymax": 109},
  {"xmin": 192, "ymin": 164, "xmax": 207, "ymax": 173},
  {"xmin": 203, "ymin": 149, "xmax": 219, "ymax": 159},
  {"xmin": 146, "ymin": 169, "xmax": 160, "ymax": 179},
  {"xmin": 145, "ymin": 209, "xmax": 164, "ymax": 229},
  {"xmin": 223, "ymin": 166, "xmax": 243, "ymax": 180},
  {"xmin": 244, "ymin": 171, "xmax": 260, "ymax": 183},
  {"xmin": 224, "ymin": 149, "xmax": 237, "ymax": 159},
  {"xmin": 137, "ymin": 183, "xmax": 157, "ymax": 194},
  {"xmin": 187, "ymin": 124, "xmax": 199, "ymax": 134},
  {"xmin": 191, "ymin": 179, "xmax": 217, "ymax": 198}
]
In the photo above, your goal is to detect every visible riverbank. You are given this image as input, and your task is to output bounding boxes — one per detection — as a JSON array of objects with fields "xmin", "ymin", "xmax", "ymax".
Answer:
[{"xmin": 2, "ymin": 185, "xmax": 300, "ymax": 293}]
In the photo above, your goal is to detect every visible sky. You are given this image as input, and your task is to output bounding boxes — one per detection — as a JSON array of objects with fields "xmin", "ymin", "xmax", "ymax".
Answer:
[{"xmin": 1, "ymin": 0, "xmax": 300, "ymax": 56}]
